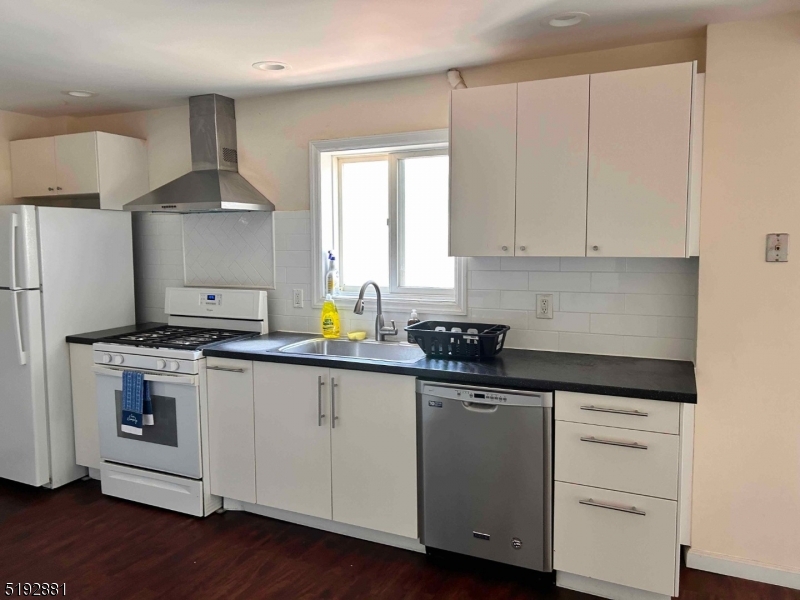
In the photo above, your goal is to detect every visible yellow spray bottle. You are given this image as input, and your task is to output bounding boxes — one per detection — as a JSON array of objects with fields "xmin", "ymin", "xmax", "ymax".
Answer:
[{"xmin": 321, "ymin": 294, "xmax": 340, "ymax": 339}]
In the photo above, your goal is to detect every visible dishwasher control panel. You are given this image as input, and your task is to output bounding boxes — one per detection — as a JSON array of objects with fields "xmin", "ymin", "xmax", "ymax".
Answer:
[{"xmin": 418, "ymin": 382, "xmax": 553, "ymax": 408}]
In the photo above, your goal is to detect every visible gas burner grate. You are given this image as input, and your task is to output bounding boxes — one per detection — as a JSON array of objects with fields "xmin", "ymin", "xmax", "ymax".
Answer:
[{"xmin": 101, "ymin": 326, "xmax": 253, "ymax": 350}]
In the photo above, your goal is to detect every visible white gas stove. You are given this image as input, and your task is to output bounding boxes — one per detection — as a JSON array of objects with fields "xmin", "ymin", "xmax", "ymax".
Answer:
[{"xmin": 91, "ymin": 287, "xmax": 268, "ymax": 517}]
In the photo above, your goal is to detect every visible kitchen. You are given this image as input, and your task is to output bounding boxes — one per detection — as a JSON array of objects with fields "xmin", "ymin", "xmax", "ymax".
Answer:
[{"xmin": 0, "ymin": 2, "xmax": 798, "ymax": 599}]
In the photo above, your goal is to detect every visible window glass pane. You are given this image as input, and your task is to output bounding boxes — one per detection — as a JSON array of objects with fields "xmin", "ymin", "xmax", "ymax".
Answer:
[
  {"xmin": 339, "ymin": 159, "xmax": 389, "ymax": 288},
  {"xmin": 400, "ymin": 155, "xmax": 454, "ymax": 288}
]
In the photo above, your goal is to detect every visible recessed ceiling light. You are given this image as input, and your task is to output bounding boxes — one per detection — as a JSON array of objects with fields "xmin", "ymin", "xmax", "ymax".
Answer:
[
  {"xmin": 545, "ymin": 12, "xmax": 590, "ymax": 27},
  {"xmin": 62, "ymin": 90, "xmax": 97, "ymax": 98},
  {"xmin": 252, "ymin": 61, "xmax": 289, "ymax": 72}
]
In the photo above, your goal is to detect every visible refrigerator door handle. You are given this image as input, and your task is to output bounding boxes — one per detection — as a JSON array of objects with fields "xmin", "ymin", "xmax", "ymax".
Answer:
[
  {"xmin": 12, "ymin": 291, "xmax": 27, "ymax": 366},
  {"xmin": 9, "ymin": 213, "xmax": 18, "ymax": 290}
]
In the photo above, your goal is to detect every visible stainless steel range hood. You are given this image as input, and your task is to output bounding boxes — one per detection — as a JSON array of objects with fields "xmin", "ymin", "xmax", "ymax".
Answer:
[{"xmin": 124, "ymin": 94, "xmax": 275, "ymax": 213}]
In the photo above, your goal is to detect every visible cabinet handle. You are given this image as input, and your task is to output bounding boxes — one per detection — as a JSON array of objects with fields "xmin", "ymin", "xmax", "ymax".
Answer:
[
  {"xmin": 331, "ymin": 377, "xmax": 338, "ymax": 428},
  {"xmin": 580, "ymin": 405, "xmax": 648, "ymax": 417},
  {"xmin": 48, "ymin": 187, "xmax": 54, "ymax": 191},
  {"xmin": 591, "ymin": 245, "xmax": 599, "ymax": 252},
  {"xmin": 207, "ymin": 366, "xmax": 245, "ymax": 373},
  {"xmin": 579, "ymin": 498, "xmax": 646, "ymax": 516},
  {"xmin": 56, "ymin": 186, "xmax": 62, "ymax": 191},
  {"xmin": 519, "ymin": 246, "xmax": 526, "ymax": 251},
  {"xmin": 317, "ymin": 375, "xmax": 326, "ymax": 427},
  {"xmin": 580, "ymin": 436, "xmax": 648, "ymax": 450},
  {"xmin": 501, "ymin": 246, "xmax": 508, "ymax": 252}
]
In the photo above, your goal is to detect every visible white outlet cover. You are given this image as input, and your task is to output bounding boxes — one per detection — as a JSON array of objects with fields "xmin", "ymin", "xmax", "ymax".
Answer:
[
  {"xmin": 293, "ymin": 288, "xmax": 304, "ymax": 308},
  {"xmin": 536, "ymin": 293, "xmax": 554, "ymax": 319}
]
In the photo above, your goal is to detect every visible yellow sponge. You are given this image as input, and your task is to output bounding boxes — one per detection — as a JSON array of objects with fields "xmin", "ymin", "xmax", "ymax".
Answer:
[{"xmin": 347, "ymin": 331, "xmax": 367, "ymax": 341}]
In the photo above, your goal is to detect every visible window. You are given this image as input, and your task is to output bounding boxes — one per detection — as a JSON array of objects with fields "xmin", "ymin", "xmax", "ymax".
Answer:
[{"xmin": 310, "ymin": 130, "xmax": 465, "ymax": 314}]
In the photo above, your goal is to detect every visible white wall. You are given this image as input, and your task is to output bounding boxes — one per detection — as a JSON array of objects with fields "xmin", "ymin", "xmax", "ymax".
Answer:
[{"xmin": 691, "ymin": 12, "xmax": 800, "ymax": 575}]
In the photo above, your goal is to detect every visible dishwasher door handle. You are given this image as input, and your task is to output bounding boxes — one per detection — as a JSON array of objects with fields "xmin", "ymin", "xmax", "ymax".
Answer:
[{"xmin": 462, "ymin": 401, "xmax": 498, "ymax": 413}]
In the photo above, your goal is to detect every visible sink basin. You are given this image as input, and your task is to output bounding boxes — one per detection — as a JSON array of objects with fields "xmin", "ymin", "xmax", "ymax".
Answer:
[{"xmin": 278, "ymin": 338, "xmax": 425, "ymax": 364}]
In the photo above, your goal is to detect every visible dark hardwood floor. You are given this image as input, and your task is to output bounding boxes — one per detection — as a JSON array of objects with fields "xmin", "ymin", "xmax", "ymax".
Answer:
[{"xmin": 0, "ymin": 479, "xmax": 797, "ymax": 600}]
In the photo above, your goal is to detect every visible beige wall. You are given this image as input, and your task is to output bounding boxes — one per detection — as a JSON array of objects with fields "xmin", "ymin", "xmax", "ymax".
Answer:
[
  {"xmin": 693, "ymin": 13, "xmax": 800, "ymax": 570},
  {"xmin": 0, "ymin": 110, "xmax": 55, "ymax": 203},
  {"xmin": 47, "ymin": 37, "xmax": 702, "ymax": 210}
]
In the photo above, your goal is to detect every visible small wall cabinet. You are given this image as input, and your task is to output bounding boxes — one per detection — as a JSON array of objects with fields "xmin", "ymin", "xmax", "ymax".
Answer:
[
  {"xmin": 10, "ymin": 131, "xmax": 149, "ymax": 210},
  {"xmin": 449, "ymin": 62, "xmax": 702, "ymax": 258}
]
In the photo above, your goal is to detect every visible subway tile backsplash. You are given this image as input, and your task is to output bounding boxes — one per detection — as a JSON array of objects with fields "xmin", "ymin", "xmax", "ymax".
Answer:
[{"xmin": 132, "ymin": 210, "xmax": 699, "ymax": 362}]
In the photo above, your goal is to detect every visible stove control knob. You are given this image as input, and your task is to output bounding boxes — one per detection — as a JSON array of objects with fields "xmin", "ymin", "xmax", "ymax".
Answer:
[
  {"xmin": 102, "ymin": 353, "xmax": 112, "ymax": 364},
  {"xmin": 113, "ymin": 354, "xmax": 124, "ymax": 365},
  {"xmin": 156, "ymin": 359, "xmax": 167, "ymax": 370},
  {"xmin": 169, "ymin": 361, "xmax": 180, "ymax": 372}
]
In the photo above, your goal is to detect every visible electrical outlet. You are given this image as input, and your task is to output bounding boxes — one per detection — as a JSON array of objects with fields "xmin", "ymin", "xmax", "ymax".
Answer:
[
  {"xmin": 536, "ymin": 294, "xmax": 553, "ymax": 319},
  {"xmin": 292, "ymin": 288, "xmax": 304, "ymax": 308}
]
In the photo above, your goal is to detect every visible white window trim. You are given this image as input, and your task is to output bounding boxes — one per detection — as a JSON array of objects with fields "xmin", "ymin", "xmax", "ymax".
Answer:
[{"xmin": 309, "ymin": 129, "xmax": 466, "ymax": 315}]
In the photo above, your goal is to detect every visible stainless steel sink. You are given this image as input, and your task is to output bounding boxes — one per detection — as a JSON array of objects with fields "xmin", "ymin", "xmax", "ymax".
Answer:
[{"xmin": 278, "ymin": 338, "xmax": 425, "ymax": 363}]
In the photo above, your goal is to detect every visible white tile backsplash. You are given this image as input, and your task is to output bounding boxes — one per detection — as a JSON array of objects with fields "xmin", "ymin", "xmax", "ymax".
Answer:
[{"xmin": 132, "ymin": 209, "xmax": 699, "ymax": 361}]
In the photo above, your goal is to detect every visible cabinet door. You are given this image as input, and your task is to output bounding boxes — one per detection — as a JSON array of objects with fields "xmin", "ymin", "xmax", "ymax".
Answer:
[
  {"xmin": 449, "ymin": 84, "xmax": 517, "ymax": 257},
  {"xmin": 70, "ymin": 344, "xmax": 100, "ymax": 470},
  {"xmin": 254, "ymin": 362, "xmax": 332, "ymax": 519},
  {"xmin": 330, "ymin": 369, "xmax": 417, "ymax": 537},
  {"xmin": 207, "ymin": 358, "xmax": 256, "ymax": 503},
  {"xmin": 55, "ymin": 133, "xmax": 99, "ymax": 195},
  {"xmin": 516, "ymin": 76, "xmax": 589, "ymax": 257},
  {"xmin": 96, "ymin": 132, "xmax": 149, "ymax": 210},
  {"xmin": 10, "ymin": 137, "xmax": 57, "ymax": 197},
  {"xmin": 587, "ymin": 63, "xmax": 693, "ymax": 257}
]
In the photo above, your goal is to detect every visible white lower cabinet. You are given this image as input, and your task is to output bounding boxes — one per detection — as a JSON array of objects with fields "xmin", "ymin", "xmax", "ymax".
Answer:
[
  {"xmin": 254, "ymin": 362, "xmax": 332, "ymax": 519},
  {"xmin": 554, "ymin": 391, "xmax": 683, "ymax": 598},
  {"xmin": 207, "ymin": 358, "xmax": 256, "ymax": 503},
  {"xmin": 69, "ymin": 343, "xmax": 101, "ymax": 470},
  {"xmin": 330, "ymin": 369, "xmax": 417, "ymax": 538},
  {"xmin": 238, "ymin": 362, "xmax": 418, "ymax": 538},
  {"xmin": 554, "ymin": 482, "xmax": 677, "ymax": 595}
]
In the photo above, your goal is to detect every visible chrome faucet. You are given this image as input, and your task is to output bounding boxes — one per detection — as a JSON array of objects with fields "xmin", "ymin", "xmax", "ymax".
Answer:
[{"xmin": 353, "ymin": 280, "xmax": 397, "ymax": 341}]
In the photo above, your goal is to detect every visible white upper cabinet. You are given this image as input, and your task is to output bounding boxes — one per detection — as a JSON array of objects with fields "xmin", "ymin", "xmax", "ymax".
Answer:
[
  {"xmin": 448, "ymin": 62, "xmax": 697, "ymax": 258},
  {"xmin": 10, "ymin": 137, "xmax": 57, "ymax": 198},
  {"xmin": 54, "ymin": 133, "xmax": 99, "ymax": 195},
  {"xmin": 586, "ymin": 63, "xmax": 694, "ymax": 257},
  {"xmin": 516, "ymin": 76, "xmax": 589, "ymax": 257},
  {"xmin": 10, "ymin": 131, "xmax": 149, "ymax": 210},
  {"xmin": 449, "ymin": 84, "xmax": 517, "ymax": 257}
]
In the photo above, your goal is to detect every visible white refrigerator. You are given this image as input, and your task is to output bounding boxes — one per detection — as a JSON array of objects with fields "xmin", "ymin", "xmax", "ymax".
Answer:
[{"xmin": 0, "ymin": 205, "xmax": 135, "ymax": 488}]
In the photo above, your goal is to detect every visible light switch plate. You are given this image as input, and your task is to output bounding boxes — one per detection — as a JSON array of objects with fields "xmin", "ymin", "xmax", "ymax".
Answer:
[{"xmin": 766, "ymin": 233, "xmax": 789, "ymax": 262}]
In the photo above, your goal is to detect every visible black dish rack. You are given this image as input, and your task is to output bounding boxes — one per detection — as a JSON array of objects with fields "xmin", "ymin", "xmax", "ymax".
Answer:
[{"xmin": 405, "ymin": 321, "xmax": 510, "ymax": 360}]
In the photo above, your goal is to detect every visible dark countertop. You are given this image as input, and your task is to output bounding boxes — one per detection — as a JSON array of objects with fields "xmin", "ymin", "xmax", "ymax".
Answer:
[
  {"xmin": 66, "ymin": 322, "xmax": 166, "ymax": 345},
  {"xmin": 204, "ymin": 332, "xmax": 697, "ymax": 403}
]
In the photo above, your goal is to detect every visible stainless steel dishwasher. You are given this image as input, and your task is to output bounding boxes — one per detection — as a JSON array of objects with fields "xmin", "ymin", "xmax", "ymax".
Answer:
[{"xmin": 417, "ymin": 380, "xmax": 553, "ymax": 572}]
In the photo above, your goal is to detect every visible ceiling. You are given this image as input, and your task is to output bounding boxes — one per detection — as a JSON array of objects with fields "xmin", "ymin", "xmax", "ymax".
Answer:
[{"xmin": 0, "ymin": 0, "xmax": 796, "ymax": 117}]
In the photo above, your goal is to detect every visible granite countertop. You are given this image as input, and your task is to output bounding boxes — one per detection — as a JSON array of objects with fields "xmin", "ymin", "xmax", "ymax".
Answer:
[
  {"xmin": 204, "ymin": 332, "xmax": 697, "ymax": 403},
  {"xmin": 66, "ymin": 322, "xmax": 166, "ymax": 345}
]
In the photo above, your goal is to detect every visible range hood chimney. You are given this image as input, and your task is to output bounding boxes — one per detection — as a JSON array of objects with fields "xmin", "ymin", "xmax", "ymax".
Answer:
[{"xmin": 124, "ymin": 94, "xmax": 275, "ymax": 213}]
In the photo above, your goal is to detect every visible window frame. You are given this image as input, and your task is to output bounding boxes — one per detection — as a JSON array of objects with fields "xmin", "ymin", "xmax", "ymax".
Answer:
[{"xmin": 310, "ymin": 129, "xmax": 466, "ymax": 315}]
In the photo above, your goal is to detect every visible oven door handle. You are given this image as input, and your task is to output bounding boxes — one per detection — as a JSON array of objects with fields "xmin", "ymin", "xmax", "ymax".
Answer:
[{"xmin": 92, "ymin": 365, "xmax": 199, "ymax": 386}]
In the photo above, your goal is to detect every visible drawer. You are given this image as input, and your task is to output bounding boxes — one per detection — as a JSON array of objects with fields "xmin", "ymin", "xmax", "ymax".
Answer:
[
  {"xmin": 100, "ymin": 462, "xmax": 206, "ymax": 517},
  {"xmin": 556, "ymin": 391, "xmax": 680, "ymax": 434},
  {"xmin": 555, "ymin": 421, "xmax": 679, "ymax": 500},
  {"xmin": 554, "ymin": 481, "xmax": 677, "ymax": 597}
]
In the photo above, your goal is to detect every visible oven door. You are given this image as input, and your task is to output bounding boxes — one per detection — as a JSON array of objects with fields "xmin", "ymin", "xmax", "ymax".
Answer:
[{"xmin": 93, "ymin": 365, "xmax": 202, "ymax": 479}]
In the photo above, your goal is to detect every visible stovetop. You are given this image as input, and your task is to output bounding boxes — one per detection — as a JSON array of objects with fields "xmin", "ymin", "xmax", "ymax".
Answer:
[{"xmin": 100, "ymin": 326, "xmax": 255, "ymax": 351}]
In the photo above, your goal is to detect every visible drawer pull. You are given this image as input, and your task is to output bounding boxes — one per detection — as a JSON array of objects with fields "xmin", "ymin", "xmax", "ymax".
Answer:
[
  {"xmin": 580, "ymin": 405, "xmax": 648, "ymax": 417},
  {"xmin": 207, "ymin": 366, "xmax": 246, "ymax": 373},
  {"xmin": 580, "ymin": 436, "xmax": 648, "ymax": 450},
  {"xmin": 579, "ymin": 498, "xmax": 646, "ymax": 516}
]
